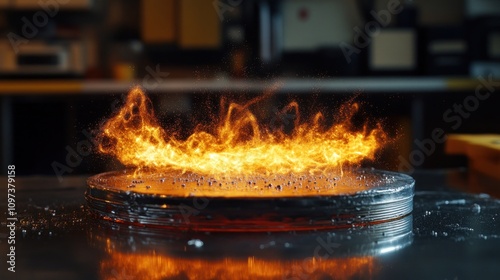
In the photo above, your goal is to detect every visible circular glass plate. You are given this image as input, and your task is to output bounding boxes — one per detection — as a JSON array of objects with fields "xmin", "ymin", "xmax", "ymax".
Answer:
[{"xmin": 85, "ymin": 169, "xmax": 414, "ymax": 231}]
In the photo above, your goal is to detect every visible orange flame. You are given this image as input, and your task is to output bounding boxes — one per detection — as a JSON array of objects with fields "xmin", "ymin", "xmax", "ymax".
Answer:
[
  {"xmin": 98, "ymin": 87, "xmax": 385, "ymax": 176},
  {"xmin": 101, "ymin": 251, "xmax": 376, "ymax": 280}
]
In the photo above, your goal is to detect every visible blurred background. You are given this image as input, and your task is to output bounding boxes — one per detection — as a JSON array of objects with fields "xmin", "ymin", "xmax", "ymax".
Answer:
[{"xmin": 0, "ymin": 0, "xmax": 499, "ymax": 181}]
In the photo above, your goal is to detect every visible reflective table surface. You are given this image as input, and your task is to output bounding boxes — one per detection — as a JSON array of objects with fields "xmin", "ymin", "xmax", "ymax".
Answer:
[{"xmin": 1, "ymin": 169, "xmax": 499, "ymax": 280}]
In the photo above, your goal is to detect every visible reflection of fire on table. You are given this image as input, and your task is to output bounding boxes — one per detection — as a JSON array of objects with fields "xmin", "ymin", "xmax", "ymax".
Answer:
[{"xmin": 100, "ymin": 253, "xmax": 375, "ymax": 280}]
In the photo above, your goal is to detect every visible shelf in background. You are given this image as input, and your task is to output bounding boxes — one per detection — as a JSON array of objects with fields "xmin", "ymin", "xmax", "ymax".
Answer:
[{"xmin": 0, "ymin": 77, "xmax": 489, "ymax": 95}]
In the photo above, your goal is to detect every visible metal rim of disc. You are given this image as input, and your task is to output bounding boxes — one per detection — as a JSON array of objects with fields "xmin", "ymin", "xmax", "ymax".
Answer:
[{"xmin": 85, "ymin": 169, "xmax": 415, "ymax": 232}]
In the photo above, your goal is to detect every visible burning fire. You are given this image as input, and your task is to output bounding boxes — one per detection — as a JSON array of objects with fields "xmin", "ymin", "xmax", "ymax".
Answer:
[{"xmin": 98, "ymin": 87, "xmax": 385, "ymax": 176}]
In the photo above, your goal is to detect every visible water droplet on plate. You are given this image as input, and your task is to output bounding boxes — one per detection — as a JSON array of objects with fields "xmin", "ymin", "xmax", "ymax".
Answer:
[
  {"xmin": 187, "ymin": 239, "xmax": 204, "ymax": 248},
  {"xmin": 471, "ymin": 203, "xmax": 481, "ymax": 214}
]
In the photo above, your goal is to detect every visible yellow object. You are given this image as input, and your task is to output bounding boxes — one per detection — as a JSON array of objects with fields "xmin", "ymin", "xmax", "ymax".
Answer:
[
  {"xmin": 179, "ymin": 0, "xmax": 221, "ymax": 49},
  {"xmin": 112, "ymin": 63, "xmax": 135, "ymax": 81},
  {"xmin": 446, "ymin": 134, "xmax": 500, "ymax": 181},
  {"xmin": 0, "ymin": 81, "xmax": 82, "ymax": 94},
  {"xmin": 141, "ymin": 0, "xmax": 176, "ymax": 43},
  {"xmin": 445, "ymin": 79, "xmax": 478, "ymax": 91}
]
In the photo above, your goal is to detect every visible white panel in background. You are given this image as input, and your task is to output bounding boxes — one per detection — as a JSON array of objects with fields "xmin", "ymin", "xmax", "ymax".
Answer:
[
  {"xmin": 283, "ymin": 0, "xmax": 363, "ymax": 51},
  {"xmin": 370, "ymin": 30, "xmax": 416, "ymax": 70}
]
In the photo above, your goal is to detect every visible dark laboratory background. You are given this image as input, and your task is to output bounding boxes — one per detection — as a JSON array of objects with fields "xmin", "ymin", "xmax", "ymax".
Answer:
[{"xmin": 0, "ymin": 0, "xmax": 499, "ymax": 187}]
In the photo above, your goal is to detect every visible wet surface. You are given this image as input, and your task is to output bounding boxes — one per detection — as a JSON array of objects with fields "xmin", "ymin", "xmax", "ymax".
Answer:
[
  {"xmin": 85, "ymin": 169, "xmax": 414, "ymax": 231},
  {"xmin": 1, "ymin": 170, "xmax": 500, "ymax": 279},
  {"xmin": 87, "ymin": 168, "xmax": 409, "ymax": 197}
]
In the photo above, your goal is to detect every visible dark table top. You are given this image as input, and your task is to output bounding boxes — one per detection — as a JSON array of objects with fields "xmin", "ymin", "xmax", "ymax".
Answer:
[{"xmin": 1, "ymin": 169, "xmax": 499, "ymax": 280}]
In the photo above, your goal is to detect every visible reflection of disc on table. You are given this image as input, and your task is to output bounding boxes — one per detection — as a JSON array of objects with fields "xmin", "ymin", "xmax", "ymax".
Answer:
[
  {"xmin": 85, "ymin": 169, "xmax": 414, "ymax": 232},
  {"xmin": 89, "ymin": 214, "xmax": 413, "ymax": 258},
  {"xmin": 90, "ymin": 214, "xmax": 413, "ymax": 280}
]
